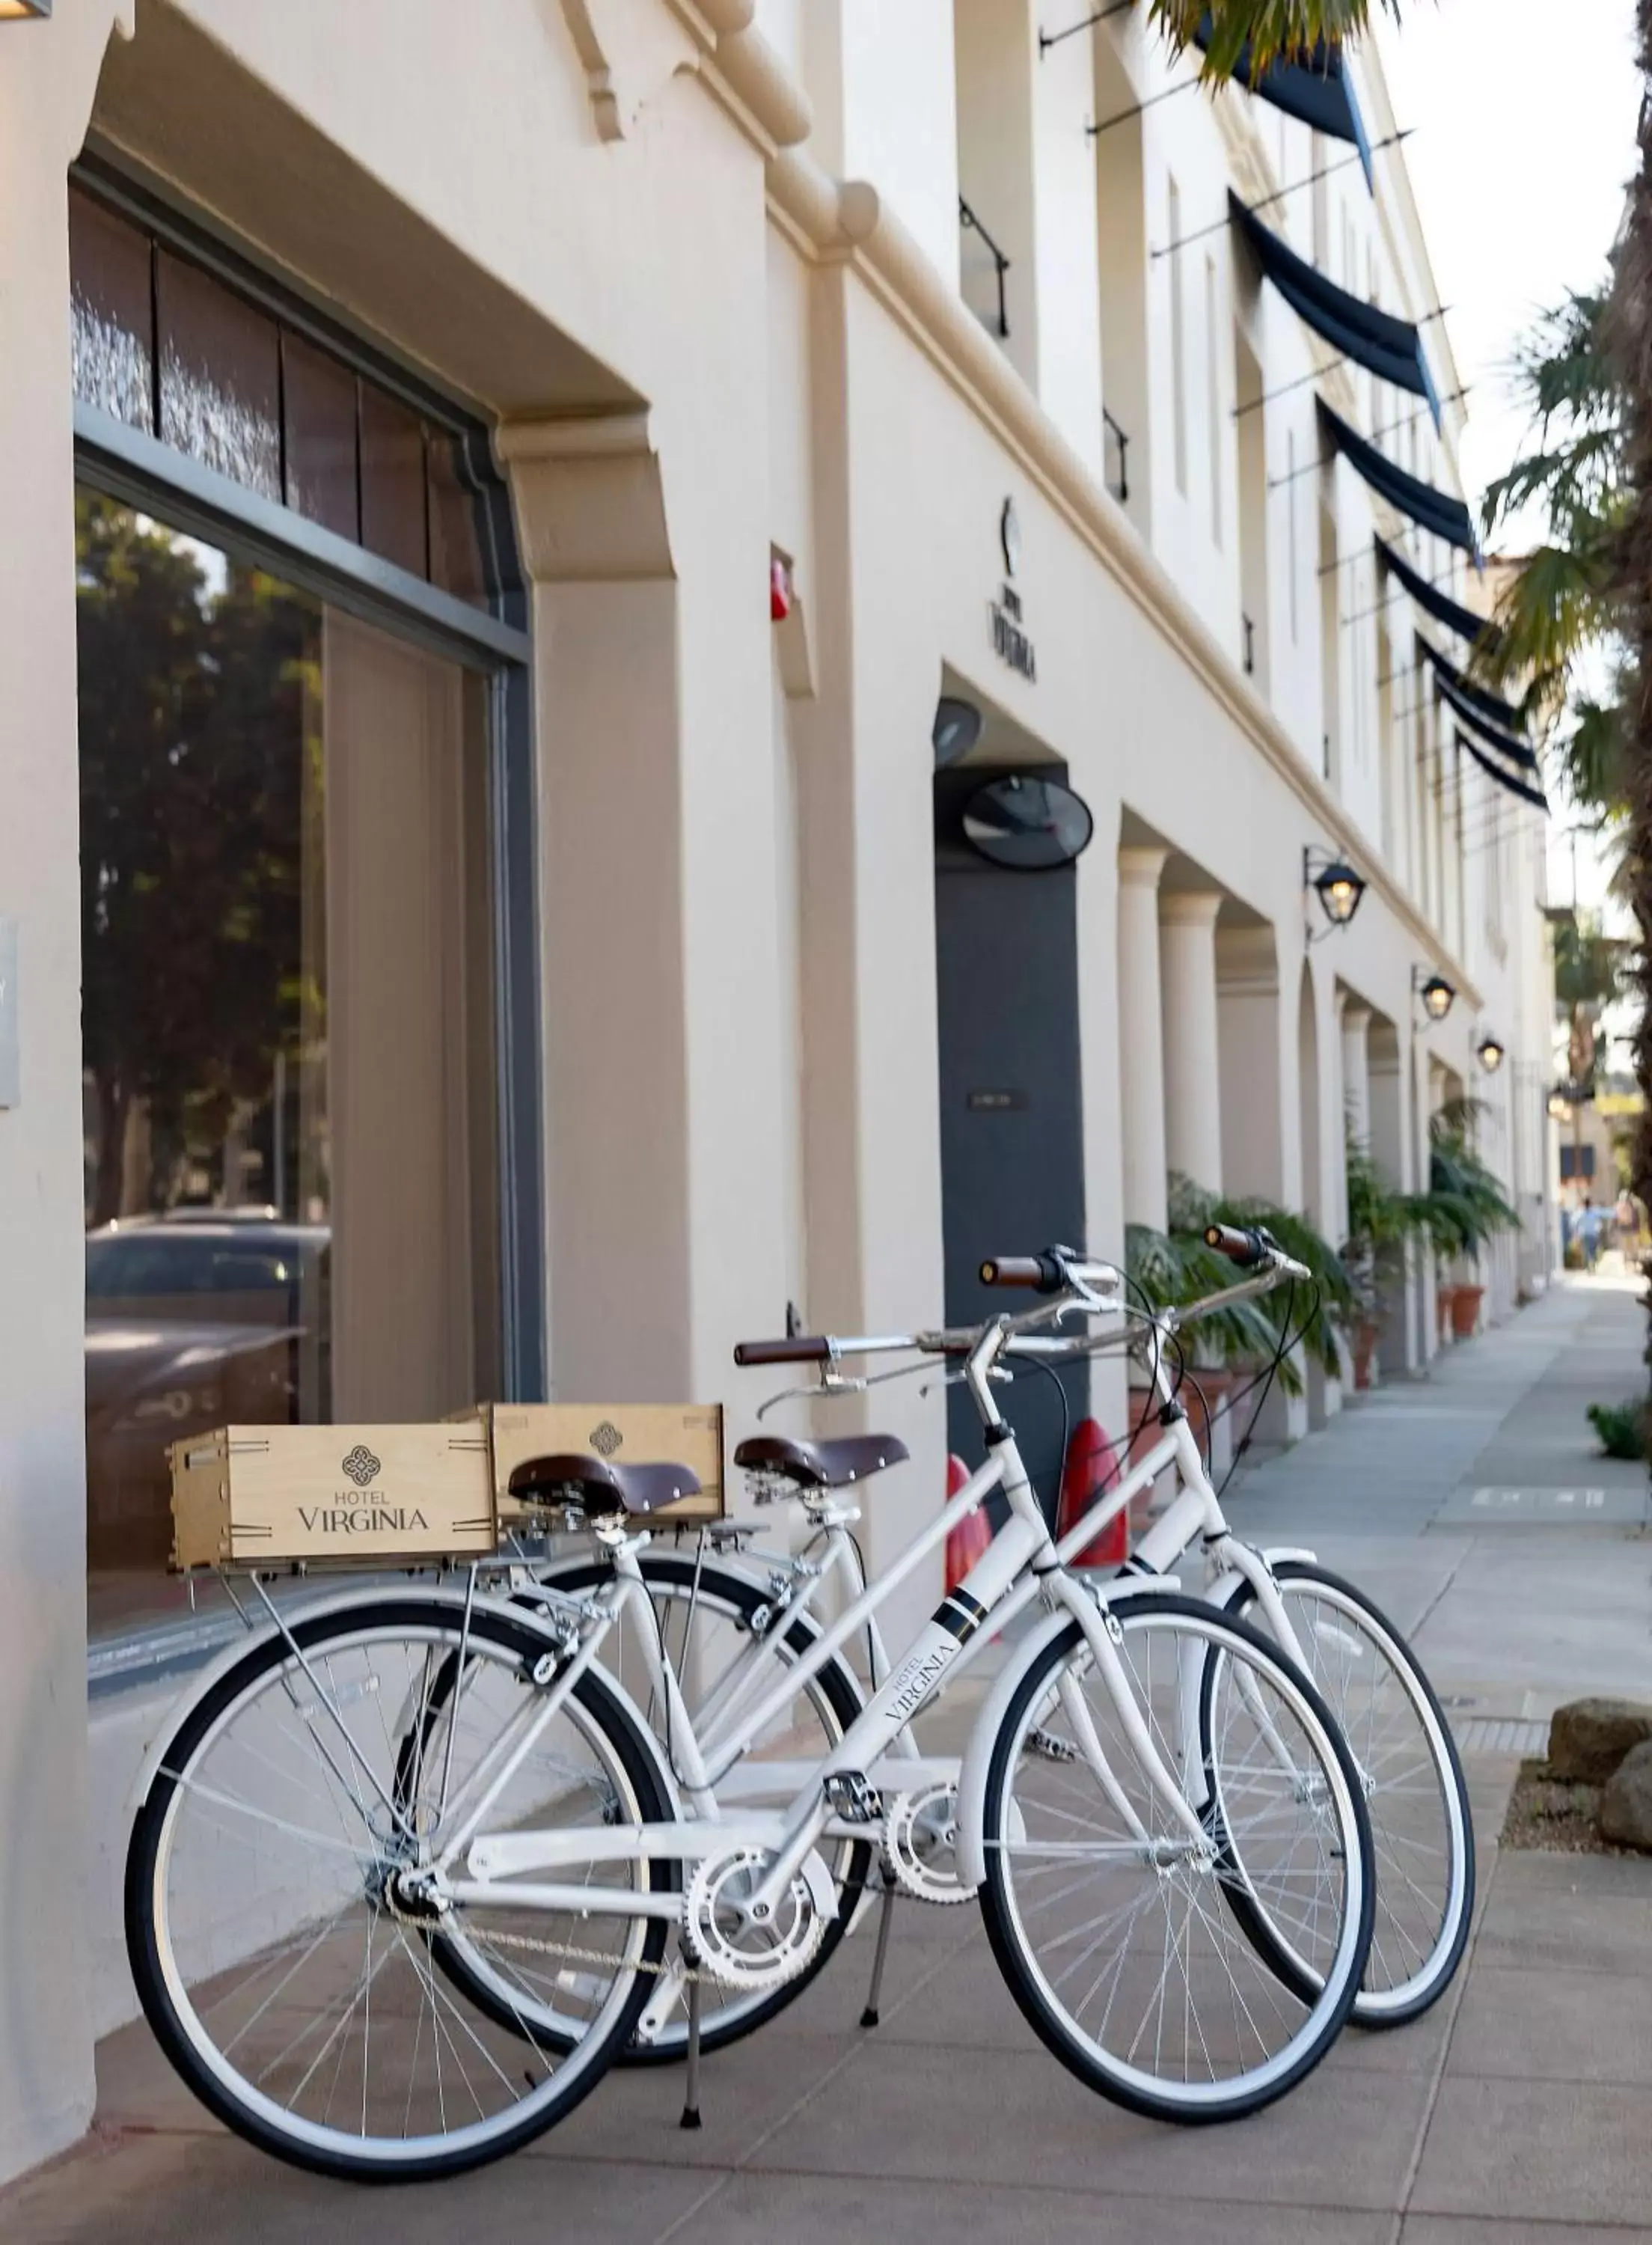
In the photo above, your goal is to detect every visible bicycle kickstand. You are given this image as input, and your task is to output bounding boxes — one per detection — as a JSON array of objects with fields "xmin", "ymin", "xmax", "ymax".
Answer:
[
  {"xmin": 859, "ymin": 1872, "xmax": 898, "ymax": 2029},
  {"xmin": 680, "ymin": 1974, "xmax": 704, "ymax": 2131}
]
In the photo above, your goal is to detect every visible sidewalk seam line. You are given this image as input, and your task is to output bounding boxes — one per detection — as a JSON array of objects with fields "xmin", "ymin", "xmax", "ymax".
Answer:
[
  {"xmin": 1386, "ymin": 1839, "xmax": 1504, "ymax": 2245},
  {"xmin": 649, "ymin": 1920, "xmax": 976, "ymax": 2245}
]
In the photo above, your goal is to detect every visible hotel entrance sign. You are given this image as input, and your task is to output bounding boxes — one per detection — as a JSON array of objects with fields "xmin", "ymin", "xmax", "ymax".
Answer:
[{"xmin": 991, "ymin": 498, "xmax": 1036, "ymax": 679}]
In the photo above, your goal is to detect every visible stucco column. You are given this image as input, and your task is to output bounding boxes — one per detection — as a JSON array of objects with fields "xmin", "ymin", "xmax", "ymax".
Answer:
[
  {"xmin": 1160, "ymin": 891, "xmax": 1225, "ymax": 1197},
  {"xmin": 1342, "ymin": 1001, "xmax": 1372, "ymax": 1152},
  {"xmin": 1116, "ymin": 848, "xmax": 1169, "ymax": 1231},
  {"xmin": 0, "ymin": 1, "xmax": 129, "ymax": 2184}
]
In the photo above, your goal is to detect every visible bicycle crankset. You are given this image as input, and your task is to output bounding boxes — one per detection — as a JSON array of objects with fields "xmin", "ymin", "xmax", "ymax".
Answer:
[
  {"xmin": 682, "ymin": 1844, "xmax": 837, "ymax": 1993},
  {"xmin": 881, "ymin": 1783, "xmax": 973, "ymax": 1905}
]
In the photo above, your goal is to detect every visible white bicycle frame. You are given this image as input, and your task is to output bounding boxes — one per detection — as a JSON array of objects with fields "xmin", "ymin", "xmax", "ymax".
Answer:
[
  {"xmin": 518, "ymin": 1259, "xmax": 1329, "ymax": 1819},
  {"xmin": 431, "ymin": 1310, "xmax": 1231, "ymax": 1935}
]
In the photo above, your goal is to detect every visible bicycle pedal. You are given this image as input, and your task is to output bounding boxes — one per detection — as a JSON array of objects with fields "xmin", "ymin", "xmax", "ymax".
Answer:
[
  {"xmin": 1026, "ymin": 1727, "xmax": 1078, "ymax": 1765},
  {"xmin": 823, "ymin": 1771, "xmax": 884, "ymax": 1822}
]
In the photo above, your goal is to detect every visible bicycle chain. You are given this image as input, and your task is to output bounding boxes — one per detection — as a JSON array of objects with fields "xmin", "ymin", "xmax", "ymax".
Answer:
[{"xmin": 438, "ymin": 1916, "xmax": 718, "ymax": 1985}]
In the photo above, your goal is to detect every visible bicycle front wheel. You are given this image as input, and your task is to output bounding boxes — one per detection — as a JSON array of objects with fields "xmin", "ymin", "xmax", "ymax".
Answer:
[
  {"xmin": 125, "ymin": 1594, "xmax": 673, "ymax": 2182},
  {"xmin": 979, "ymin": 1592, "xmax": 1374, "ymax": 2124},
  {"xmin": 1220, "ymin": 1560, "xmax": 1474, "ymax": 2026}
]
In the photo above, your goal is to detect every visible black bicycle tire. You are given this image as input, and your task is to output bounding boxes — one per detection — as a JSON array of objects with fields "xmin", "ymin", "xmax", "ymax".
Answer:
[
  {"xmin": 978, "ymin": 1592, "xmax": 1375, "ymax": 2125},
  {"xmin": 1216, "ymin": 1559, "xmax": 1475, "ymax": 2028},
  {"xmin": 418, "ymin": 1552, "xmax": 875, "ymax": 2063},
  {"xmin": 125, "ymin": 1596, "xmax": 674, "ymax": 2183}
]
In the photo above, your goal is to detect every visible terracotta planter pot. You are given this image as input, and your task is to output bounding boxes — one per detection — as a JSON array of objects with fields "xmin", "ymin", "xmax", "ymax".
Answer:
[
  {"xmin": 1352, "ymin": 1318, "xmax": 1381, "ymax": 1392},
  {"xmin": 1450, "ymin": 1283, "xmax": 1484, "ymax": 1340}
]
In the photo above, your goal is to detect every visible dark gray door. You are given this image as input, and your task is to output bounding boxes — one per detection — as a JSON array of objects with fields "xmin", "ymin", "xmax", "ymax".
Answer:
[{"xmin": 934, "ymin": 769, "xmax": 1088, "ymax": 1520}]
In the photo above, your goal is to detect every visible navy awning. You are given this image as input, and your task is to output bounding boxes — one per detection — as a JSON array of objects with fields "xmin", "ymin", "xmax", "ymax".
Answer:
[
  {"xmin": 1417, "ymin": 635, "xmax": 1528, "ymax": 746},
  {"xmin": 1318, "ymin": 402, "xmax": 1477, "ymax": 553},
  {"xmin": 1377, "ymin": 537, "xmax": 1502, "ymax": 653},
  {"xmin": 1455, "ymin": 730, "xmax": 1548, "ymax": 814},
  {"xmin": 1196, "ymin": 16, "xmax": 1373, "ymax": 187},
  {"xmin": 1233, "ymin": 199, "xmax": 1440, "ymax": 424},
  {"xmin": 1433, "ymin": 668, "xmax": 1541, "ymax": 772}
]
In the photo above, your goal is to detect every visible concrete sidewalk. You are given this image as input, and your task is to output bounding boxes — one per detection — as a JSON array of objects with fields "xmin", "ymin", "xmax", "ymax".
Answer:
[{"xmin": 8, "ymin": 1277, "xmax": 1652, "ymax": 2243}]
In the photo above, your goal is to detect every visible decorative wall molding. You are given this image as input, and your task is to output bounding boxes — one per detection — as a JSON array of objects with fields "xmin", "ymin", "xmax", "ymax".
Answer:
[
  {"xmin": 763, "ymin": 144, "xmax": 1480, "ymax": 1008},
  {"xmin": 495, "ymin": 411, "xmax": 675, "ymax": 582},
  {"xmin": 554, "ymin": 0, "xmax": 703, "ymax": 144}
]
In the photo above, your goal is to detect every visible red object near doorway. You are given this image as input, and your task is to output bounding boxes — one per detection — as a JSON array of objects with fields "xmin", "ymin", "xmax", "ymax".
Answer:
[
  {"xmin": 944, "ymin": 1453, "xmax": 992, "ymax": 1592},
  {"xmin": 1056, "ymin": 1417, "xmax": 1128, "ymax": 1567}
]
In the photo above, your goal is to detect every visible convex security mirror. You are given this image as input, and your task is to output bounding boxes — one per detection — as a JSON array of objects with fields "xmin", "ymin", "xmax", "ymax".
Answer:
[{"xmin": 961, "ymin": 774, "xmax": 1094, "ymax": 870}]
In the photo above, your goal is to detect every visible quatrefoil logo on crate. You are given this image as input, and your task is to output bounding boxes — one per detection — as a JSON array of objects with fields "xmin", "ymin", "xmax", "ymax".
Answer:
[
  {"xmin": 341, "ymin": 1444, "xmax": 382, "ymax": 1488},
  {"xmin": 588, "ymin": 1421, "xmax": 624, "ymax": 1458}
]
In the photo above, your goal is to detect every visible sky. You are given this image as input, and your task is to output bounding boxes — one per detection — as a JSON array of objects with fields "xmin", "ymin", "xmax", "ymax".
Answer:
[
  {"xmin": 1374, "ymin": 0, "xmax": 1641, "ymax": 926},
  {"xmin": 1374, "ymin": 0, "xmax": 1640, "ymax": 533}
]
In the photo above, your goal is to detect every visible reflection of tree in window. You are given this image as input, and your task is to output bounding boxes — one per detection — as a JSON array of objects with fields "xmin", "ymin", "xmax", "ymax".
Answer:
[{"xmin": 76, "ymin": 494, "xmax": 325, "ymax": 1227}]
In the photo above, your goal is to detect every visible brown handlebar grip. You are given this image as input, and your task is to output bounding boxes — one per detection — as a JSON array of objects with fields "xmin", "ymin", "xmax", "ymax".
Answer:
[
  {"xmin": 732, "ymin": 1335, "xmax": 833, "ymax": 1367},
  {"xmin": 979, "ymin": 1256, "xmax": 1046, "ymax": 1288},
  {"xmin": 979, "ymin": 1252, "xmax": 1068, "ymax": 1293},
  {"xmin": 1204, "ymin": 1222, "xmax": 1269, "ymax": 1268}
]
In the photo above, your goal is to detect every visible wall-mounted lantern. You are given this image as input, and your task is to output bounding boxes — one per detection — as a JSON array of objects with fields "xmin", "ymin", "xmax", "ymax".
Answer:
[
  {"xmin": 1476, "ymin": 1033, "xmax": 1505, "ymax": 1075},
  {"xmin": 1414, "ymin": 968, "xmax": 1456, "ymax": 1023},
  {"xmin": 1303, "ymin": 845, "xmax": 1365, "ymax": 942}
]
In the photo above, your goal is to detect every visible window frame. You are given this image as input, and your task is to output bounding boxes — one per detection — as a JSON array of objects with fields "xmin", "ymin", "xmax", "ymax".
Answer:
[{"xmin": 70, "ymin": 154, "xmax": 545, "ymax": 1406}]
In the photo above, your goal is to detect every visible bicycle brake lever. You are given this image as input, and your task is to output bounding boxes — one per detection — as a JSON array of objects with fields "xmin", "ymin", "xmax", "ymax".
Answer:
[{"xmin": 756, "ymin": 1371, "xmax": 869, "ymax": 1421}]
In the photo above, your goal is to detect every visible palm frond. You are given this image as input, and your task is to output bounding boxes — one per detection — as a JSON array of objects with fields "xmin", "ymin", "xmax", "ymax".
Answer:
[
  {"xmin": 1476, "ymin": 541, "xmax": 1621, "ymax": 695},
  {"xmin": 1560, "ymin": 694, "xmax": 1631, "ymax": 819},
  {"xmin": 1147, "ymin": 0, "xmax": 1392, "ymax": 79}
]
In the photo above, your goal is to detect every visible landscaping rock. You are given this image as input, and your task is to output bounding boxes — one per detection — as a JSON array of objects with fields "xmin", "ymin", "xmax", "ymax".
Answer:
[
  {"xmin": 1547, "ymin": 1697, "xmax": 1652, "ymax": 1783},
  {"xmin": 1600, "ymin": 1741, "xmax": 1652, "ymax": 1851}
]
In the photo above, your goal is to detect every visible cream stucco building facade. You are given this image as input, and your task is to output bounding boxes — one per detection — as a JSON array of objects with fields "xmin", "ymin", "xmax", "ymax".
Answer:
[{"xmin": 0, "ymin": 0, "xmax": 1553, "ymax": 2180}]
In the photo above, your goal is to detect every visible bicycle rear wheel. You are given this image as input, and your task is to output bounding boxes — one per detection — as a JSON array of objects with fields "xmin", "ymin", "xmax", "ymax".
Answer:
[
  {"xmin": 126, "ymin": 1593, "xmax": 672, "ymax": 2182},
  {"xmin": 1218, "ymin": 1560, "xmax": 1473, "ymax": 2026},
  {"xmin": 979, "ymin": 1592, "xmax": 1373, "ymax": 2124},
  {"xmin": 419, "ymin": 1553, "xmax": 873, "ymax": 2062}
]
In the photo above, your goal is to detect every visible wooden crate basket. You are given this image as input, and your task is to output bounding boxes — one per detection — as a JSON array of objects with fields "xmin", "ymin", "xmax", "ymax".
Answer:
[
  {"xmin": 171, "ymin": 1422, "xmax": 497, "ymax": 1572},
  {"xmin": 475, "ymin": 1402, "xmax": 725, "ymax": 1526}
]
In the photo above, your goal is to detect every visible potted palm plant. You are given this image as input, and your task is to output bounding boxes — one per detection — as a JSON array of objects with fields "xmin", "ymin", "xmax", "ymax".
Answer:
[
  {"xmin": 1126, "ymin": 1177, "xmax": 1354, "ymax": 1490},
  {"xmin": 1420, "ymin": 1100, "xmax": 1521, "ymax": 1338},
  {"xmin": 1342, "ymin": 1132, "xmax": 1418, "ymax": 1388}
]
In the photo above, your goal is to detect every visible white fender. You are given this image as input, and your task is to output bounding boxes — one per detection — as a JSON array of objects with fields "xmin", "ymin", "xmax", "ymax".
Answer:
[
  {"xmin": 1201, "ymin": 1547, "xmax": 1319, "ymax": 1613},
  {"xmin": 954, "ymin": 1575, "xmax": 1199, "ymax": 1890},
  {"xmin": 953, "ymin": 1605, "xmax": 1077, "ymax": 1890},
  {"xmin": 125, "ymin": 1580, "xmax": 679, "ymax": 1818}
]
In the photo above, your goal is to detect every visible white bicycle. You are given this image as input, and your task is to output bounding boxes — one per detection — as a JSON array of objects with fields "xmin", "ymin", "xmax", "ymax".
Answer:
[
  {"xmin": 126, "ymin": 1243, "xmax": 1376, "ymax": 2180},
  {"xmin": 502, "ymin": 1224, "xmax": 1473, "ymax": 2050}
]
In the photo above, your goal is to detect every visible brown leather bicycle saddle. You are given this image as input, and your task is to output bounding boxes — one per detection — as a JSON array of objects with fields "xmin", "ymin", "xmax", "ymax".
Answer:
[
  {"xmin": 506, "ymin": 1453, "xmax": 701, "ymax": 1518},
  {"xmin": 732, "ymin": 1433, "xmax": 908, "ymax": 1489}
]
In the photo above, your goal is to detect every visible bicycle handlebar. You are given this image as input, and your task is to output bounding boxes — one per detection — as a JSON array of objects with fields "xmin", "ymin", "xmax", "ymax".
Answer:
[
  {"xmin": 1204, "ymin": 1222, "xmax": 1275, "ymax": 1268},
  {"xmin": 732, "ymin": 1334, "xmax": 833, "ymax": 1367},
  {"xmin": 978, "ymin": 1252, "xmax": 1067, "ymax": 1294}
]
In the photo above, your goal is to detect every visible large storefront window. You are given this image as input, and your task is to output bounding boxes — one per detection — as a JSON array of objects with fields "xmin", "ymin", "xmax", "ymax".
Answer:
[
  {"xmin": 70, "ymin": 167, "xmax": 532, "ymax": 1656},
  {"xmin": 79, "ymin": 500, "xmax": 502, "ymax": 1637}
]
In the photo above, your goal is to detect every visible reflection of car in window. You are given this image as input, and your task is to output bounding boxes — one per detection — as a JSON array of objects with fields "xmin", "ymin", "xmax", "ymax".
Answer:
[
  {"xmin": 85, "ymin": 1218, "xmax": 331, "ymax": 1572},
  {"xmin": 87, "ymin": 1233, "xmax": 306, "ymax": 1300}
]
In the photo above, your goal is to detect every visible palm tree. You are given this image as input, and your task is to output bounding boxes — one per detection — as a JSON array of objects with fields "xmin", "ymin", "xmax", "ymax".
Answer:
[
  {"xmin": 1612, "ymin": 2, "xmax": 1652, "ymax": 1236},
  {"xmin": 1478, "ymin": 291, "xmax": 1630, "ymax": 828},
  {"xmin": 1554, "ymin": 908, "xmax": 1627, "ymax": 1091},
  {"xmin": 1152, "ymin": 1, "xmax": 1397, "ymax": 75}
]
